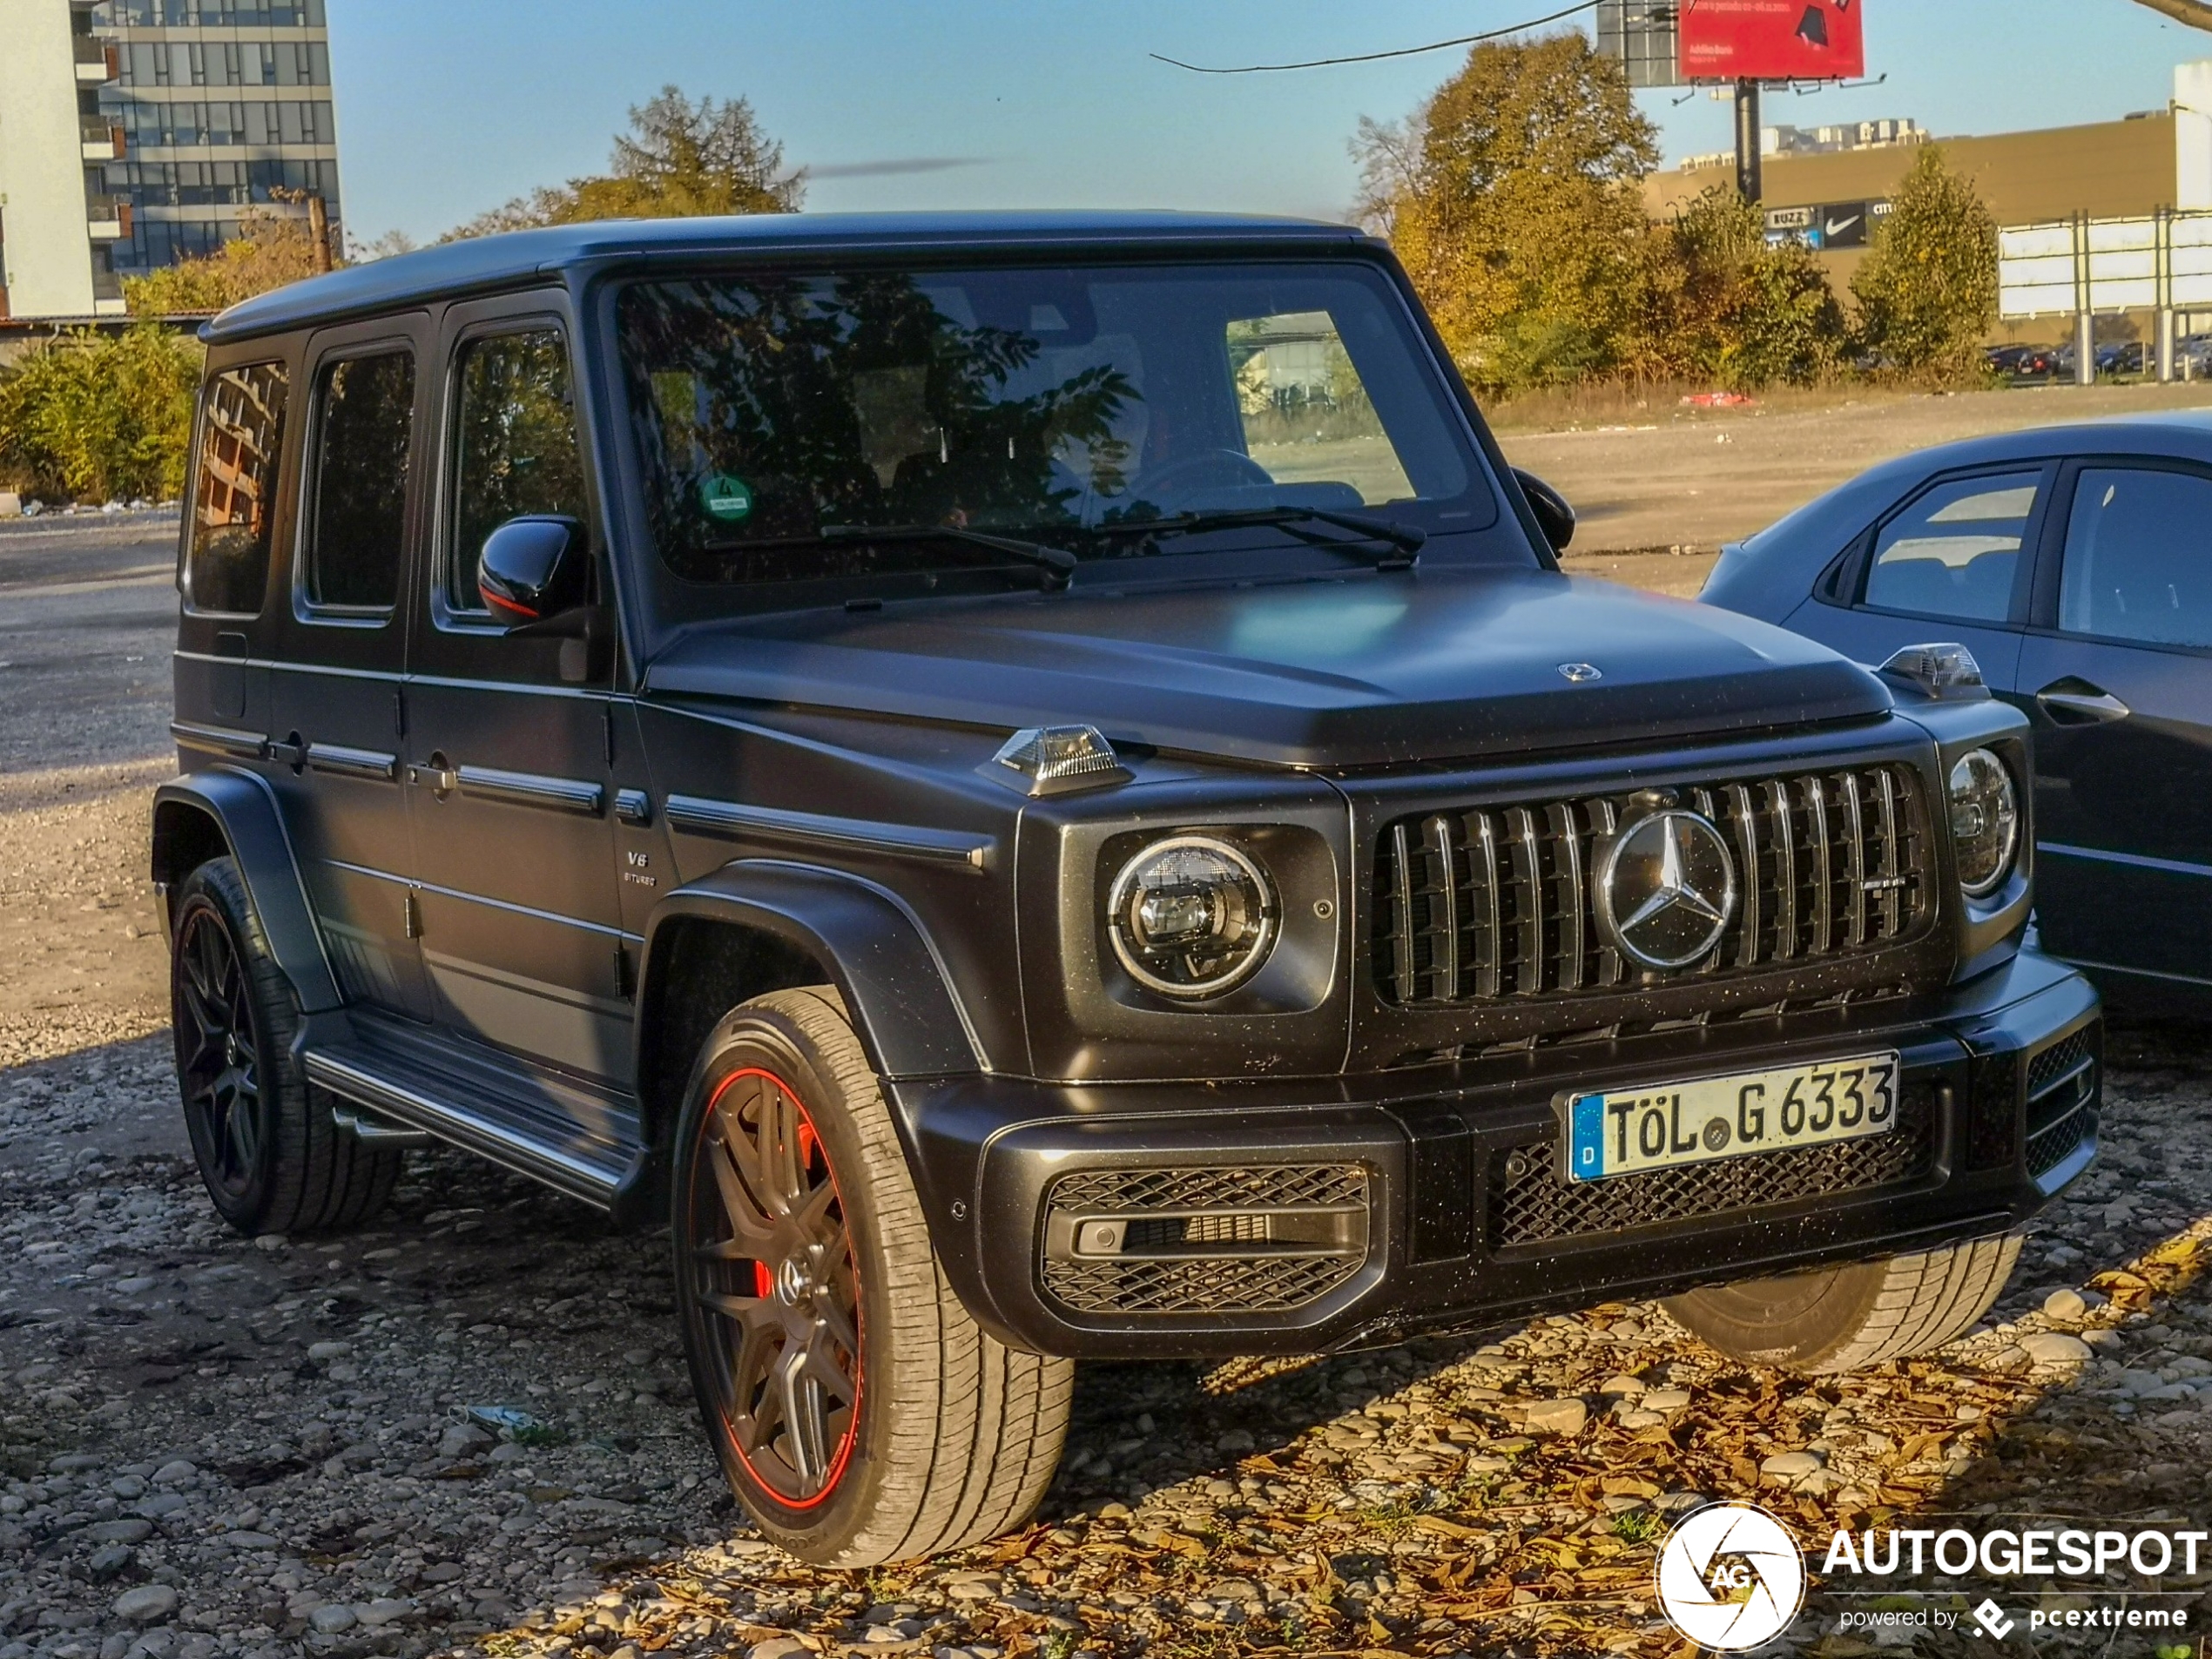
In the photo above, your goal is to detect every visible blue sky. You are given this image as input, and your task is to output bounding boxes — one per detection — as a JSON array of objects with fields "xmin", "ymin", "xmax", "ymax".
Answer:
[{"xmin": 330, "ymin": 1, "xmax": 2212, "ymax": 246}]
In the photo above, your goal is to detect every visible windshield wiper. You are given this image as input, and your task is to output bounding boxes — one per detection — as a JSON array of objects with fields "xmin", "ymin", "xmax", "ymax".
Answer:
[
  {"xmin": 1105, "ymin": 506, "xmax": 1426, "ymax": 569},
  {"xmin": 820, "ymin": 523, "xmax": 1077, "ymax": 589}
]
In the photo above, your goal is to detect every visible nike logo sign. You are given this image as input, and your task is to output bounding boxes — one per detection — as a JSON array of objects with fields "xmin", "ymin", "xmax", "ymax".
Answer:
[{"xmin": 1825, "ymin": 215, "xmax": 1863, "ymax": 237}]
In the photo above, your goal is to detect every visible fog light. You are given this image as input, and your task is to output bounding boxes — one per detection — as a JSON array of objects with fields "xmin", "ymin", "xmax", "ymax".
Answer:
[{"xmin": 1949, "ymin": 748, "xmax": 2020, "ymax": 898}]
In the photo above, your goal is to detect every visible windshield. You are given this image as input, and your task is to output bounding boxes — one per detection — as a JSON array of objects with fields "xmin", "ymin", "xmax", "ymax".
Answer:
[{"xmin": 614, "ymin": 261, "xmax": 1503, "ymax": 588}]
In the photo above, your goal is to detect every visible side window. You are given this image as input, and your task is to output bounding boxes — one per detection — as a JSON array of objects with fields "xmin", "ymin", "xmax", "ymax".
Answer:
[
  {"xmin": 448, "ymin": 328, "xmax": 586, "ymax": 611},
  {"xmin": 1862, "ymin": 472, "xmax": 2040, "ymax": 624},
  {"xmin": 1225, "ymin": 311, "xmax": 1422, "ymax": 506},
  {"xmin": 186, "ymin": 360, "xmax": 290, "ymax": 615},
  {"xmin": 2059, "ymin": 468, "xmax": 2212, "ymax": 649},
  {"xmin": 303, "ymin": 348, "xmax": 415, "ymax": 613}
]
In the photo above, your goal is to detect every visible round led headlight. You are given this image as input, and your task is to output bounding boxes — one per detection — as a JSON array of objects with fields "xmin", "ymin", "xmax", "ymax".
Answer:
[
  {"xmin": 1948, "ymin": 748, "xmax": 2020, "ymax": 899},
  {"xmin": 1107, "ymin": 835, "xmax": 1278, "ymax": 999}
]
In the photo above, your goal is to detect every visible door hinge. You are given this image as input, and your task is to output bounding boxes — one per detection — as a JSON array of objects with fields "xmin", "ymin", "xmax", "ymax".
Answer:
[
  {"xmin": 393, "ymin": 685, "xmax": 407, "ymax": 738},
  {"xmin": 403, "ymin": 891, "xmax": 423, "ymax": 940},
  {"xmin": 614, "ymin": 941, "xmax": 636, "ymax": 1000},
  {"xmin": 602, "ymin": 703, "xmax": 617, "ymax": 766}
]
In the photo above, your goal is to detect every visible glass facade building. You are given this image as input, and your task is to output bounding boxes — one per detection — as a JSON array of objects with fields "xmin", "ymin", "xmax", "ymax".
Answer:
[{"xmin": 89, "ymin": 0, "xmax": 341, "ymax": 277}]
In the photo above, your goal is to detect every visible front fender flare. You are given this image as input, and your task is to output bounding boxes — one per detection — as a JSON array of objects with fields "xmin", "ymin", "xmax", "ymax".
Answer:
[
  {"xmin": 637, "ymin": 860, "xmax": 984, "ymax": 1087},
  {"xmin": 152, "ymin": 769, "xmax": 341, "ymax": 1013}
]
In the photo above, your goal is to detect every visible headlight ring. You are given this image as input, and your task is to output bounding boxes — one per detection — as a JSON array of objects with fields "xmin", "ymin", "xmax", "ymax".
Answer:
[
  {"xmin": 1948, "ymin": 747, "xmax": 2020, "ymax": 899},
  {"xmin": 1106, "ymin": 834, "xmax": 1279, "ymax": 999}
]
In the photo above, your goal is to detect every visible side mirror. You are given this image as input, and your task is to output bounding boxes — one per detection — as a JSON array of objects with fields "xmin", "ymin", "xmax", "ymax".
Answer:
[
  {"xmin": 1513, "ymin": 469, "xmax": 1576, "ymax": 554},
  {"xmin": 477, "ymin": 515, "xmax": 589, "ymax": 626}
]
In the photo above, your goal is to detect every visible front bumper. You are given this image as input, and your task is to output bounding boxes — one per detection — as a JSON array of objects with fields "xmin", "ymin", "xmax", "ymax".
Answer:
[{"xmin": 892, "ymin": 950, "xmax": 2101, "ymax": 1359}]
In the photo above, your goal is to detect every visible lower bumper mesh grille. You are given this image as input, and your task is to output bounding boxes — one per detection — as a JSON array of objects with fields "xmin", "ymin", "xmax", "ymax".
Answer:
[
  {"xmin": 1492, "ymin": 1083, "xmax": 1939, "ymax": 1248},
  {"xmin": 2024, "ymin": 1027, "xmax": 2100, "ymax": 1181},
  {"xmin": 1040, "ymin": 1163, "xmax": 1369, "ymax": 1316}
]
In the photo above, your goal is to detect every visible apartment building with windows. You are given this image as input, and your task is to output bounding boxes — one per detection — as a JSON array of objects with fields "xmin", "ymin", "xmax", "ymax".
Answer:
[
  {"xmin": 0, "ymin": 0, "xmax": 129, "ymax": 320},
  {"xmin": 0, "ymin": 0, "xmax": 339, "ymax": 321}
]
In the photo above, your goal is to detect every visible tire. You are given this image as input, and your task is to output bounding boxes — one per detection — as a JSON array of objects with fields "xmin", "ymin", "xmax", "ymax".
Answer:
[
  {"xmin": 169, "ymin": 857, "xmax": 401, "ymax": 1234},
  {"xmin": 671, "ymin": 986, "xmax": 1071, "ymax": 1567},
  {"xmin": 1665, "ymin": 1231, "xmax": 2024, "ymax": 1374}
]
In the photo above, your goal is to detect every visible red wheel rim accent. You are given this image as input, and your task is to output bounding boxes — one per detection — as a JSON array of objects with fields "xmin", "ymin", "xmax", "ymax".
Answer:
[{"xmin": 687, "ymin": 1066, "xmax": 862, "ymax": 1510}]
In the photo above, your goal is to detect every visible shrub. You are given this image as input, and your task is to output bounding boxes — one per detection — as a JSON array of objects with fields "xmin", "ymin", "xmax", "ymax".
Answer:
[{"xmin": 0, "ymin": 323, "xmax": 203, "ymax": 504}]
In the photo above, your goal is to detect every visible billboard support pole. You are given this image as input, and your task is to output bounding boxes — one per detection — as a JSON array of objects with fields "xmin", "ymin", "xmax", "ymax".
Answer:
[
  {"xmin": 2157, "ymin": 206, "xmax": 2178, "ymax": 383},
  {"xmin": 1734, "ymin": 78, "xmax": 1764, "ymax": 202},
  {"xmin": 2074, "ymin": 212, "xmax": 2097, "ymax": 387}
]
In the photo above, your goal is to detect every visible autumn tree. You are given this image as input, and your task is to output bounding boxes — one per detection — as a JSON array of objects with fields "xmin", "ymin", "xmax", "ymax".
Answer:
[
  {"xmin": 451, "ymin": 87, "xmax": 803, "ymax": 239},
  {"xmin": 1648, "ymin": 187, "xmax": 1845, "ymax": 388},
  {"xmin": 1359, "ymin": 35, "xmax": 1658, "ymax": 396},
  {"xmin": 124, "ymin": 198, "xmax": 328, "ymax": 315},
  {"xmin": 1851, "ymin": 147, "xmax": 2000, "ymax": 381}
]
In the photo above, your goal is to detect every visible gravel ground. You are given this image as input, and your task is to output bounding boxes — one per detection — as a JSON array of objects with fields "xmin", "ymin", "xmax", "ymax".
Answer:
[{"xmin": 3, "ymin": 518, "xmax": 2209, "ymax": 1659}]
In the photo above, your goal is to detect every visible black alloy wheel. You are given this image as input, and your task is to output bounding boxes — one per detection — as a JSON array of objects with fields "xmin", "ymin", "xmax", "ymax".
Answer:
[
  {"xmin": 684, "ymin": 1065, "xmax": 863, "ymax": 1509},
  {"xmin": 172, "ymin": 894, "xmax": 271, "ymax": 1203}
]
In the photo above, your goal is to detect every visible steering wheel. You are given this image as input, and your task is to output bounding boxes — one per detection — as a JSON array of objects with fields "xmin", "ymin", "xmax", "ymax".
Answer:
[{"xmin": 1138, "ymin": 448, "xmax": 1275, "ymax": 506}]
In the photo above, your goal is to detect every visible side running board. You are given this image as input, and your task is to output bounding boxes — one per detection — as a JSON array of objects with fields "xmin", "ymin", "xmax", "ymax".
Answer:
[{"xmin": 300, "ymin": 1021, "xmax": 642, "ymax": 1210}]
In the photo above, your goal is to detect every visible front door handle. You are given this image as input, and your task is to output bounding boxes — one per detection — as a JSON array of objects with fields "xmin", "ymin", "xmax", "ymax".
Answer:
[{"xmin": 2034, "ymin": 681, "xmax": 2131, "ymax": 725}]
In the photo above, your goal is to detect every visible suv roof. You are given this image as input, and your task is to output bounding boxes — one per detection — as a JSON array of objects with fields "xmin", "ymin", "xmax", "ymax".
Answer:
[{"xmin": 202, "ymin": 209, "xmax": 1367, "ymax": 346}]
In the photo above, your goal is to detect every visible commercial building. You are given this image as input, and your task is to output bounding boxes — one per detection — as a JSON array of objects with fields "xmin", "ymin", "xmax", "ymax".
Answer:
[
  {"xmin": 0, "ymin": 0, "xmax": 340, "ymax": 323},
  {"xmin": 1646, "ymin": 63, "xmax": 2212, "ymax": 310}
]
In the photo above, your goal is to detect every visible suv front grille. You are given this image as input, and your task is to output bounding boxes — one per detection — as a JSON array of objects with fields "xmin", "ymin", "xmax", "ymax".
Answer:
[
  {"xmin": 1492, "ymin": 1081, "xmax": 1939, "ymax": 1248},
  {"xmin": 1375, "ymin": 764, "xmax": 1932, "ymax": 1006}
]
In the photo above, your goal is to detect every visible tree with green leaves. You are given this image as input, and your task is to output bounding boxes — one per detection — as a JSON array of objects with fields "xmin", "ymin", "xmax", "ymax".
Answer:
[
  {"xmin": 1648, "ymin": 187, "xmax": 1845, "ymax": 388},
  {"xmin": 451, "ymin": 87, "xmax": 803, "ymax": 239},
  {"xmin": 1358, "ymin": 35, "xmax": 1658, "ymax": 397},
  {"xmin": 0, "ymin": 323, "xmax": 202, "ymax": 503},
  {"xmin": 1851, "ymin": 147, "xmax": 2000, "ymax": 381}
]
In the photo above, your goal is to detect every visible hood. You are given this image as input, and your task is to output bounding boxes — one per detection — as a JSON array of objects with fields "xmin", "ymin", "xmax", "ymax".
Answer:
[{"xmin": 644, "ymin": 568, "xmax": 1892, "ymax": 769}]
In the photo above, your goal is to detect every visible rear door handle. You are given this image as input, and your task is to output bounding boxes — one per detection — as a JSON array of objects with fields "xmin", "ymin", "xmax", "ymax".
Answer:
[{"xmin": 2034, "ymin": 681, "xmax": 2131, "ymax": 725}]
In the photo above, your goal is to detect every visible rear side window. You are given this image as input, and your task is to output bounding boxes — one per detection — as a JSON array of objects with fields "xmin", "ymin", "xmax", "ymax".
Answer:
[
  {"xmin": 187, "ymin": 360, "xmax": 290, "ymax": 615},
  {"xmin": 304, "ymin": 349, "xmax": 415, "ymax": 612},
  {"xmin": 2060, "ymin": 468, "xmax": 2212, "ymax": 649},
  {"xmin": 448, "ymin": 329, "xmax": 586, "ymax": 610},
  {"xmin": 1862, "ymin": 471, "xmax": 2040, "ymax": 624}
]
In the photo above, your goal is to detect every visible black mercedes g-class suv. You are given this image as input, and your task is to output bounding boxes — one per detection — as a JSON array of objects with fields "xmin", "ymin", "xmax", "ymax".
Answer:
[{"xmin": 158, "ymin": 212, "xmax": 2100, "ymax": 1566}]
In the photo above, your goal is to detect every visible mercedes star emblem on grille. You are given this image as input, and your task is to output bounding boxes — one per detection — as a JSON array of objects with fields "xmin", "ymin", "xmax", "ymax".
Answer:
[{"xmin": 1596, "ymin": 809, "xmax": 1739, "ymax": 970}]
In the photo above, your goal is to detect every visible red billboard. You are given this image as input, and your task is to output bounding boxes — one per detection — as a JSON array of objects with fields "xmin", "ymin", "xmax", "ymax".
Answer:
[{"xmin": 1678, "ymin": 0, "xmax": 1866, "ymax": 82}]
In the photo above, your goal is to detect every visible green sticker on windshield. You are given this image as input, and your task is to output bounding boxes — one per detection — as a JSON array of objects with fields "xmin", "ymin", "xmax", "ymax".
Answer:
[{"xmin": 699, "ymin": 474, "xmax": 753, "ymax": 522}]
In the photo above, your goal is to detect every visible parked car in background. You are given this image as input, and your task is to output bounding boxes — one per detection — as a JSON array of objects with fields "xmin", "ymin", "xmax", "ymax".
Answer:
[{"xmin": 1703, "ymin": 415, "xmax": 2212, "ymax": 1015}]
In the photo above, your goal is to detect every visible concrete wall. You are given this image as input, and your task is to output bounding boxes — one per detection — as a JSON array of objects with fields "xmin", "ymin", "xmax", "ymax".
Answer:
[
  {"xmin": 0, "ymin": 0, "xmax": 97, "ymax": 319},
  {"xmin": 2180, "ymin": 61, "xmax": 2212, "ymax": 211}
]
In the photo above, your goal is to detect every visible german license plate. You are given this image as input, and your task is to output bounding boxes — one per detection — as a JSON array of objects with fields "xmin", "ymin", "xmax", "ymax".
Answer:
[{"xmin": 1561, "ymin": 1053, "xmax": 1900, "ymax": 1184}]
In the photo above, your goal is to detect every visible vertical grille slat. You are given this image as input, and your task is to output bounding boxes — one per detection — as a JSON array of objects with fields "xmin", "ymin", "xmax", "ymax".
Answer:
[
  {"xmin": 1389, "ymin": 821, "xmax": 1418, "ymax": 1001},
  {"xmin": 1468, "ymin": 812, "xmax": 1501, "ymax": 999},
  {"xmin": 1550, "ymin": 802, "xmax": 1587, "ymax": 991},
  {"xmin": 1767, "ymin": 779, "xmax": 1798, "ymax": 961},
  {"xmin": 1425, "ymin": 814, "xmax": 1460, "ymax": 1003},
  {"xmin": 1803, "ymin": 775, "xmax": 1833, "ymax": 957},
  {"xmin": 1376, "ymin": 763, "xmax": 1932, "ymax": 1007},
  {"xmin": 1842, "ymin": 771, "xmax": 1868, "ymax": 948},
  {"xmin": 1876, "ymin": 769, "xmax": 1904, "ymax": 938},
  {"xmin": 1508, "ymin": 807, "xmax": 1543, "ymax": 996},
  {"xmin": 1728, "ymin": 783, "xmax": 1761, "ymax": 970}
]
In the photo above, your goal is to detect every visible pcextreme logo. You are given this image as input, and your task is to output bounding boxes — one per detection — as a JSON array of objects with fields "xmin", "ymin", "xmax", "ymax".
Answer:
[{"xmin": 1656, "ymin": 1501, "xmax": 1807, "ymax": 1650}]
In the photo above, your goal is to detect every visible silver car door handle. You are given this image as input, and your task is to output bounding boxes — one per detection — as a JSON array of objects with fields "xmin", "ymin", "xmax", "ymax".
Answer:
[{"xmin": 2034, "ymin": 685, "xmax": 2131, "ymax": 724}]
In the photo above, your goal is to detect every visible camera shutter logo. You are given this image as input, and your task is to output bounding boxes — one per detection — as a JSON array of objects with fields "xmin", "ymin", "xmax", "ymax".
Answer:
[{"xmin": 1655, "ymin": 1501, "xmax": 1806, "ymax": 1651}]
